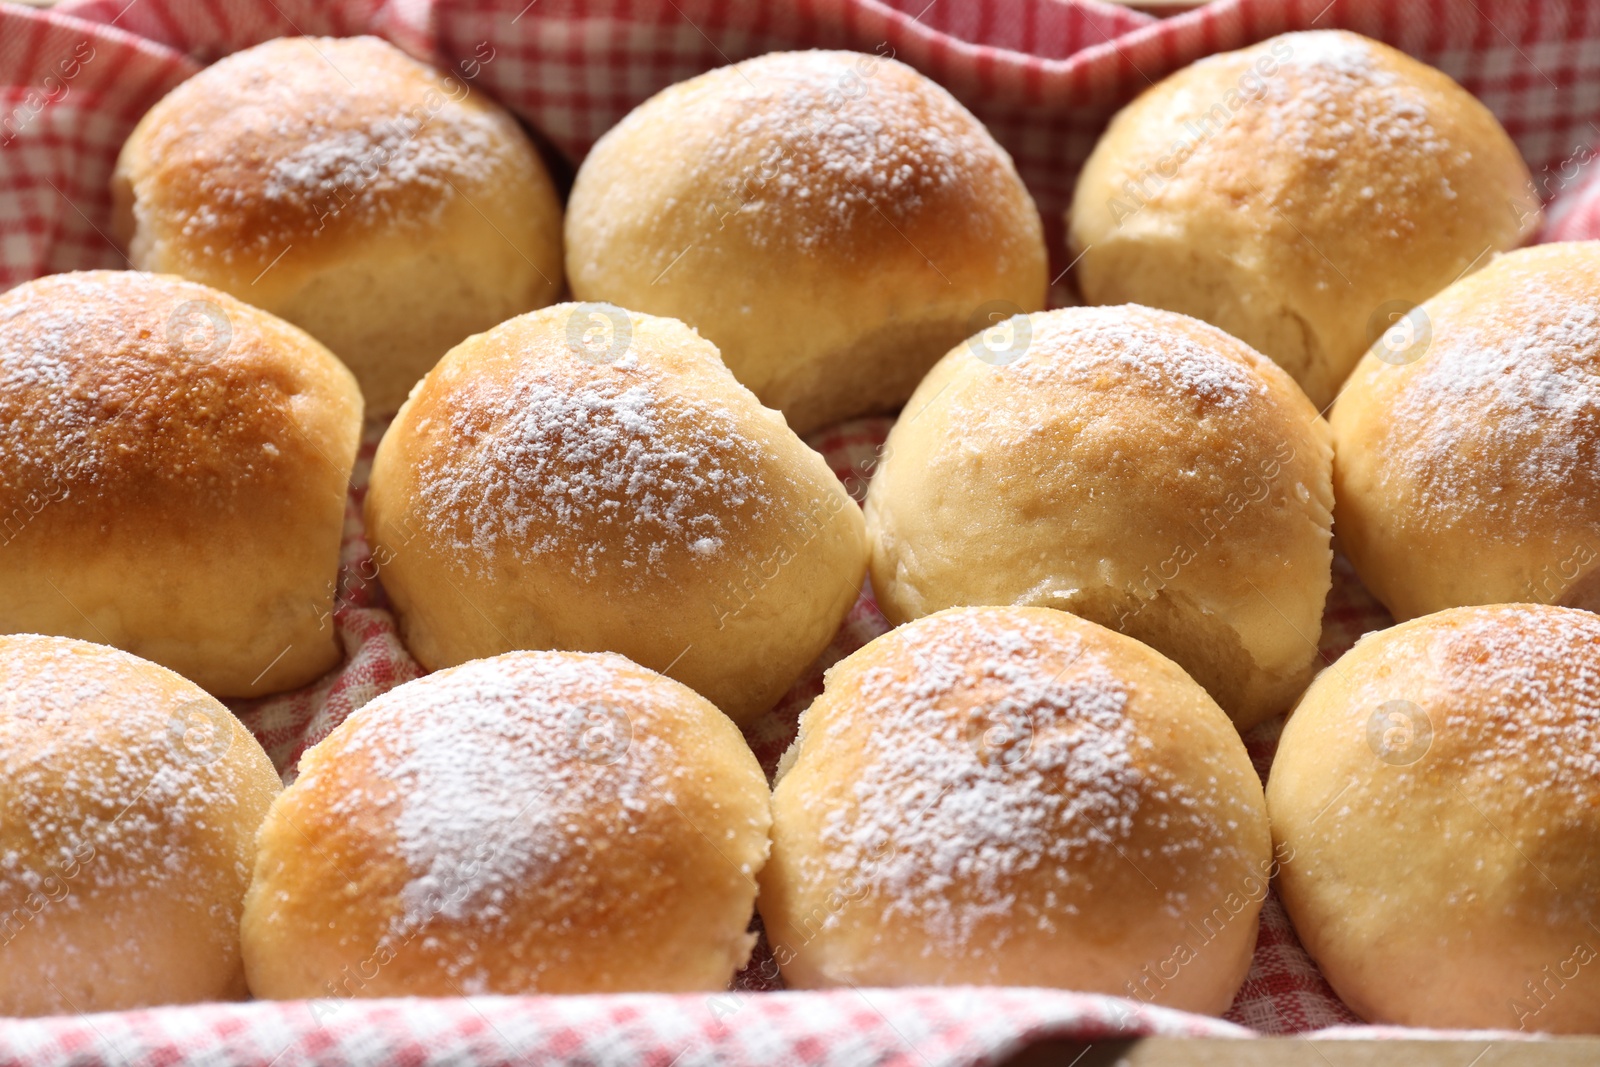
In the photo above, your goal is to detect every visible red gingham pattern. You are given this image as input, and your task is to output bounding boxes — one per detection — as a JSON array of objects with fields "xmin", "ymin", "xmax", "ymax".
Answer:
[{"xmin": 0, "ymin": 0, "xmax": 1590, "ymax": 1060}]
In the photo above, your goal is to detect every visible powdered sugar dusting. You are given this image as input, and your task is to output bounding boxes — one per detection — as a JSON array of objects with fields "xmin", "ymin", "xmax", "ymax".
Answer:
[
  {"xmin": 687, "ymin": 52, "xmax": 994, "ymax": 250},
  {"xmin": 0, "ymin": 273, "xmax": 162, "ymax": 492},
  {"xmin": 141, "ymin": 36, "xmax": 516, "ymax": 264},
  {"xmin": 254, "ymin": 115, "xmax": 497, "ymax": 227},
  {"xmin": 0, "ymin": 637, "xmax": 251, "ymax": 932},
  {"xmin": 1433, "ymin": 607, "xmax": 1600, "ymax": 801},
  {"xmin": 0, "ymin": 272, "xmax": 308, "ymax": 515},
  {"xmin": 808, "ymin": 611, "xmax": 1155, "ymax": 952},
  {"xmin": 1001, "ymin": 306, "xmax": 1265, "ymax": 411},
  {"xmin": 1266, "ymin": 32, "xmax": 1455, "ymax": 211},
  {"xmin": 1391, "ymin": 283, "xmax": 1600, "ymax": 530},
  {"xmin": 414, "ymin": 362, "xmax": 768, "ymax": 586},
  {"xmin": 314, "ymin": 654, "xmax": 672, "ymax": 964}
]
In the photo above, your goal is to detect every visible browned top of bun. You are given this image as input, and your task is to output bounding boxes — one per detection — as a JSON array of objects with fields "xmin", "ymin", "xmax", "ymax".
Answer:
[
  {"xmin": 115, "ymin": 36, "xmax": 540, "ymax": 285},
  {"xmin": 575, "ymin": 49, "xmax": 1030, "ymax": 266},
  {"xmin": 0, "ymin": 270, "xmax": 360, "ymax": 534},
  {"xmin": 383, "ymin": 305, "xmax": 800, "ymax": 593}
]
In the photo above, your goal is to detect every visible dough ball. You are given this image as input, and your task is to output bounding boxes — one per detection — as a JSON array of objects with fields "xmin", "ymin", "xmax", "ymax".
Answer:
[
  {"xmin": 114, "ymin": 35, "xmax": 564, "ymax": 413},
  {"xmin": 1070, "ymin": 30, "xmax": 1536, "ymax": 408},
  {"xmin": 566, "ymin": 49, "xmax": 1047, "ymax": 433},
  {"xmin": 761, "ymin": 605, "xmax": 1272, "ymax": 1015},
  {"xmin": 366, "ymin": 303, "xmax": 867, "ymax": 724},
  {"xmin": 0, "ymin": 271, "xmax": 361, "ymax": 696},
  {"xmin": 1270, "ymin": 604, "xmax": 1600, "ymax": 1032},
  {"xmin": 1331, "ymin": 242, "xmax": 1600, "ymax": 620},
  {"xmin": 242, "ymin": 650, "xmax": 770, "ymax": 997},
  {"xmin": 0, "ymin": 634, "xmax": 281, "ymax": 1015},
  {"xmin": 865, "ymin": 304, "xmax": 1333, "ymax": 730}
]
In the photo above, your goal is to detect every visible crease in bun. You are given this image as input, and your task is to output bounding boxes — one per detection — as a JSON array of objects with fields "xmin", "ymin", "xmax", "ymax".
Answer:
[{"xmin": 865, "ymin": 304, "xmax": 1334, "ymax": 730}]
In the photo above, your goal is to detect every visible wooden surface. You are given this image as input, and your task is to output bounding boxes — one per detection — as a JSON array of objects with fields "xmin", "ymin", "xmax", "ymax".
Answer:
[{"xmin": 1003, "ymin": 1038, "xmax": 1598, "ymax": 1064}]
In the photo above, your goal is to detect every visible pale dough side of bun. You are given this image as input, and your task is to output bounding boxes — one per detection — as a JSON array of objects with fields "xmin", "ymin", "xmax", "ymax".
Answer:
[
  {"xmin": 0, "ymin": 634, "xmax": 282, "ymax": 1016},
  {"xmin": 1331, "ymin": 242, "xmax": 1600, "ymax": 620},
  {"xmin": 566, "ymin": 49, "xmax": 1047, "ymax": 434},
  {"xmin": 865, "ymin": 304, "xmax": 1333, "ymax": 730},
  {"xmin": 1070, "ymin": 30, "xmax": 1537, "ymax": 409},
  {"xmin": 0, "ymin": 271, "xmax": 362, "ymax": 696},
  {"xmin": 114, "ymin": 35, "xmax": 564, "ymax": 413},
  {"xmin": 242, "ymin": 650, "xmax": 771, "ymax": 997},
  {"xmin": 761, "ymin": 606, "xmax": 1271, "ymax": 1014},
  {"xmin": 366, "ymin": 303, "xmax": 867, "ymax": 723},
  {"xmin": 1270, "ymin": 605, "xmax": 1600, "ymax": 1032}
]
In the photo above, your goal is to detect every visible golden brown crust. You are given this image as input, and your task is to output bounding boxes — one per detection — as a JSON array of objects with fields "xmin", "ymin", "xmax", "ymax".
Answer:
[
  {"xmin": 1270, "ymin": 605, "xmax": 1600, "ymax": 1032},
  {"xmin": 760, "ymin": 606, "xmax": 1271, "ymax": 1013},
  {"xmin": 366, "ymin": 303, "xmax": 867, "ymax": 723},
  {"xmin": 864, "ymin": 304, "xmax": 1333, "ymax": 730},
  {"xmin": 0, "ymin": 271, "xmax": 361, "ymax": 695},
  {"xmin": 1069, "ymin": 30, "xmax": 1537, "ymax": 409},
  {"xmin": 1331, "ymin": 242, "xmax": 1600, "ymax": 620},
  {"xmin": 0, "ymin": 634, "xmax": 282, "ymax": 1016},
  {"xmin": 566, "ymin": 49, "xmax": 1047, "ymax": 433},
  {"xmin": 116, "ymin": 36, "xmax": 546, "ymax": 292},
  {"xmin": 115, "ymin": 35, "xmax": 564, "ymax": 412},
  {"xmin": 241, "ymin": 650, "xmax": 770, "ymax": 997}
]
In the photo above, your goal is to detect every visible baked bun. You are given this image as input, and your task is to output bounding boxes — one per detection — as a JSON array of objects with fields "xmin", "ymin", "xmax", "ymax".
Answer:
[
  {"xmin": 0, "ymin": 634, "xmax": 282, "ymax": 1016},
  {"xmin": 565, "ymin": 50, "xmax": 1047, "ymax": 434},
  {"xmin": 1069, "ymin": 30, "xmax": 1537, "ymax": 409},
  {"xmin": 0, "ymin": 271, "xmax": 361, "ymax": 696},
  {"xmin": 760, "ymin": 606, "xmax": 1271, "ymax": 1013},
  {"xmin": 1331, "ymin": 243, "xmax": 1600, "ymax": 620},
  {"xmin": 864, "ymin": 304, "xmax": 1333, "ymax": 731},
  {"xmin": 1270, "ymin": 604, "xmax": 1600, "ymax": 1032},
  {"xmin": 242, "ymin": 650, "xmax": 770, "ymax": 997},
  {"xmin": 114, "ymin": 35, "xmax": 564, "ymax": 413},
  {"xmin": 366, "ymin": 303, "xmax": 867, "ymax": 724}
]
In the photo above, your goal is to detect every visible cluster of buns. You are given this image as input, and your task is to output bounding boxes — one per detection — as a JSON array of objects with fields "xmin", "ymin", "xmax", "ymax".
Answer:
[{"xmin": 3, "ymin": 23, "xmax": 1595, "ymax": 1037}]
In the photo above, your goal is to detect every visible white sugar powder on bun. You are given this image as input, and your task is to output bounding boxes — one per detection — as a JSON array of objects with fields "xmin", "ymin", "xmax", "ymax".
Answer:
[
  {"xmin": 565, "ymin": 50, "xmax": 1047, "ymax": 434},
  {"xmin": 759, "ymin": 606, "xmax": 1272, "ymax": 1014},
  {"xmin": 1332, "ymin": 242, "xmax": 1600, "ymax": 620},
  {"xmin": 1070, "ymin": 30, "xmax": 1537, "ymax": 409},
  {"xmin": 864, "ymin": 304, "xmax": 1334, "ymax": 731},
  {"xmin": 1271, "ymin": 605, "xmax": 1600, "ymax": 1031},
  {"xmin": 0, "ymin": 635, "xmax": 281, "ymax": 1016},
  {"xmin": 0, "ymin": 270, "xmax": 361, "ymax": 697},
  {"xmin": 114, "ymin": 36, "xmax": 564, "ymax": 413},
  {"xmin": 241, "ymin": 650, "xmax": 770, "ymax": 997},
  {"xmin": 365, "ymin": 303, "xmax": 868, "ymax": 724}
]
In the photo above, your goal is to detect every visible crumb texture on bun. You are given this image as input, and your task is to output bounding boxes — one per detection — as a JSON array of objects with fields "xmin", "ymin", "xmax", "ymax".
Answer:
[
  {"xmin": 0, "ymin": 270, "xmax": 362, "ymax": 696},
  {"xmin": 1070, "ymin": 30, "xmax": 1537, "ymax": 408},
  {"xmin": 242, "ymin": 650, "xmax": 771, "ymax": 997},
  {"xmin": 114, "ymin": 35, "xmax": 564, "ymax": 412},
  {"xmin": 865, "ymin": 304, "xmax": 1333, "ymax": 730},
  {"xmin": 1270, "ymin": 604, "xmax": 1600, "ymax": 1033},
  {"xmin": 0, "ymin": 634, "xmax": 282, "ymax": 1016},
  {"xmin": 366, "ymin": 303, "xmax": 867, "ymax": 724},
  {"xmin": 566, "ymin": 49, "xmax": 1047, "ymax": 434},
  {"xmin": 760, "ymin": 606, "xmax": 1271, "ymax": 1014},
  {"xmin": 1332, "ymin": 242, "xmax": 1600, "ymax": 620}
]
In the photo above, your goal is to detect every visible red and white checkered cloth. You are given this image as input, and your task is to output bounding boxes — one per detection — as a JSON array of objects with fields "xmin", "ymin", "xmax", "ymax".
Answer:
[{"xmin": 2, "ymin": 0, "xmax": 1595, "ymax": 1060}]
